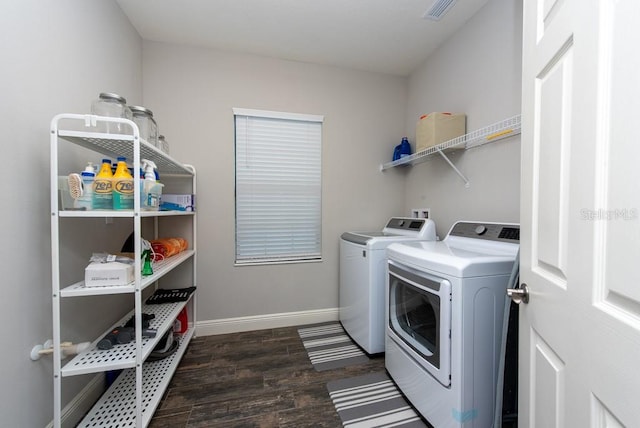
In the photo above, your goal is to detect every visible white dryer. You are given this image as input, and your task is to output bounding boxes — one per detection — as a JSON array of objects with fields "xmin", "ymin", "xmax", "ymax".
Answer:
[
  {"xmin": 339, "ymin": 217, "xmax": 436, "ymax": 354},
  {"xmin": 385, "ymin": 221, "xmax": 519, "ymax": 428}
]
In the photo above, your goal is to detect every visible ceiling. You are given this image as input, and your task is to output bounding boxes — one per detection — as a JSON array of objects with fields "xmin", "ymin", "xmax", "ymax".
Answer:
[{"xmin": 116, "ymin": 0, "xmax": 489, "ymax": 76}]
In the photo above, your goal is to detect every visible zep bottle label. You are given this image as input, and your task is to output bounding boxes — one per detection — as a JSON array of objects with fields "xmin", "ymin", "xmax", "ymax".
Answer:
[
  {"xmin": 113, "ymin": 178, "xmax": 134, "ymax": 210},
  {"xmin": 92, "ymin": 178, "xmax": 113, "ymax": 210},
  {"xmin": 94, "ymin": 178, "xmax": 112, "ymax": 194}
]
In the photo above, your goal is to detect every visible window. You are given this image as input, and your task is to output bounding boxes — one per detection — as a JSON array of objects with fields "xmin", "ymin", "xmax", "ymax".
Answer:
[{"xmin": 234, "ymin": 108, "xmax": 323, "ymax": 264}]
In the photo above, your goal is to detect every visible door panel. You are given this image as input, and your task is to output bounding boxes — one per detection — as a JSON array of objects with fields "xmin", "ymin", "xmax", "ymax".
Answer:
[
  {"xmin": 591, "ymin": 396, "xmax": 624, "ymax": 428},
  {"xmin": 533, "ymin": 43, "xmax": 572, "ymax": 284},
  {"xmin": 542, "ymin": 0, "xmax": 562, "ymax": 31},
  {"xmin": 531, "ymin": 330, "xmax": 565, "ymax": 428},
  {"xmin": 521, "ymin": 0, "xmax": 640, "ymax": 426},
  {"xmin": 596, "ymin": 1, "xmax": 640, "ymax": 322}
]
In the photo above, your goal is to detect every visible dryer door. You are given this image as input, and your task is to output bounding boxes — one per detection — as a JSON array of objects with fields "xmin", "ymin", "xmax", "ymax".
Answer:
[{"xmin": 388, "ymin": 260, "xmax": 451, "ymax": 387}]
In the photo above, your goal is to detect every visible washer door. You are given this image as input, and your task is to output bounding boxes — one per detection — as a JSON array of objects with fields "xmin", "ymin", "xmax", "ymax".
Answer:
[{"xmin": 388, "ymin": 261, "xmax": 451, "ymax": 387}]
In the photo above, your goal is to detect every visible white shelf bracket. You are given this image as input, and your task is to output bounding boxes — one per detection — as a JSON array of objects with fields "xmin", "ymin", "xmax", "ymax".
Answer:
[{"xmin": 436, "ymin": 149, "xmax": 470, "ymax": 188}]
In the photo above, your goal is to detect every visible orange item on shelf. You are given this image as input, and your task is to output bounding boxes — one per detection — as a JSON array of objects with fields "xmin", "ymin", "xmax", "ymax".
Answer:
[{"xmin": 150, "ymin": 237, "xmax": 188, "ymax": 261}]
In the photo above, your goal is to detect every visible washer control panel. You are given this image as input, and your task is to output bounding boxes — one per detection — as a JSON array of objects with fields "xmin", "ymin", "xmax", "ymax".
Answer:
[
  {"xmin": 449, "ymin": 222, "xmax": 519, "ymax": 243},
  {"xmin": 384, "ymin": 217, "xmax": 426, "ymax": 232}
]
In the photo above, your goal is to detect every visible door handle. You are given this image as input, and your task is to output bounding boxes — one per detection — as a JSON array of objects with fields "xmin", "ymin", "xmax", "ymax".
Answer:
[{"xmin": 507, "ymin": 283, "xmax": 529, "ymax": 304}]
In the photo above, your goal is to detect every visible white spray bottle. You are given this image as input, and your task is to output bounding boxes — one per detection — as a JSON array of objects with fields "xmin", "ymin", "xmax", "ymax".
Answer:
[
  {"xmin": 78, "ymin": 162, "xmax": 96, "ymax": 210},
  {"xmin": 141, "ymin": 159, "xmax": 162, "ymax": 210}
]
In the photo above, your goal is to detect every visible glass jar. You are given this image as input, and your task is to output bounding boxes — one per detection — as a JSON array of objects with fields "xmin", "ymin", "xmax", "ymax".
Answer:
[
  {"xmin": 158, "ymin": 134, "xmax": 170, "ymax": 154},
  {"xmin": 91, "ymin": 92, "xmax": 132, "ymax": 134},
  {"xmin": 129, "ymin": 105, "xmax": 158, "ymax": 147}
]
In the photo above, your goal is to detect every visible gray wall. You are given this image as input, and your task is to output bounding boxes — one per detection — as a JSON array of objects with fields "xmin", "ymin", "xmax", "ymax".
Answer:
[
  {"xmin": 0, "ymin": 1, "xmax": 142, "ymax": 426},
  {"xmin": 142, "ymin": 42, "xmax": 407, "ymax": 323},
  {"xmin": 403, "ymin": 0, "xmax": 523, "ymax": 237}
]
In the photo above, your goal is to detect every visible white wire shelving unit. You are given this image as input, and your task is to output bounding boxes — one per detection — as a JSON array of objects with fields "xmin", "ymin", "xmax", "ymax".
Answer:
[
  {"xmin": 380, "ymin": 115, "xmax": 522, "ymax": 187},
  {"xmin": 50, "ymin": 114, "xmax": 198, "ymax": 428}
]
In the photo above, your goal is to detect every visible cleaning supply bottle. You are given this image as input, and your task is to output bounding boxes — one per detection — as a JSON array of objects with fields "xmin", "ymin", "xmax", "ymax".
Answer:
[
  {"xmin": 393, "ymin": 144, "xmax": 401, "ymax": 161},
  {"xmin": 93, "ymin": 159, "xmax": 113, "ymax": 210},
  {"xmin": 141, "ymin": 159, "xmax": 162, "ymax": 210},
  {"xmin": 142, "ymin": 249, "xmax": 153, "ymax": 276},
  {"xmin": 399, "ymin": 137, "xmax": 412, "ymax": 158},
  {"xmin": 112, "ymin": 157, "xmax": 134, "ymax": 210},
  {"xmin": 142, "ymin": 159, "xmax": 157, "ymax": 183},
  {"xmin": 77, "ymin": 162, "xmax": 96, "ymax": 210}
]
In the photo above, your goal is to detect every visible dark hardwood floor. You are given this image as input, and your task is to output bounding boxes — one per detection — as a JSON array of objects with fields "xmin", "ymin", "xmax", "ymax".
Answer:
[{"xmin": 148, "ymin": 325, "xmax": 386, "ymax": 427}]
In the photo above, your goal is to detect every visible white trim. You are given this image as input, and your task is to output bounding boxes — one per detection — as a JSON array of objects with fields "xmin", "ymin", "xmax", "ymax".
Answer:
[
  {"xmin": 46, "ymin": 373, "xmax": 104, "ymax": 428},
  {"xmin": 232, "ymin": 107, "xmax": 324, "ymax": 123},
  {"xmin": 195, "ymin": 307, "xmax": 339, "ymax": 336}
]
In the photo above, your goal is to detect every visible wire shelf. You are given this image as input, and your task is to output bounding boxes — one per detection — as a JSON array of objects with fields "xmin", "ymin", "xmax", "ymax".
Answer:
[
  {"xmin": 61, "ymin": 300, "xmax": 191, "ymax": 376},
  {"xmin": 55, "ymin": 114, "xmax": 194, "ymax": 176},
  {"xmin": 58, "ymin": 210, "xmax": 196, "ymax": 218},
  {"xmin": 380, "ymin": 114, "xmax": 521, "ymax": 171},
  {"xmin": 60, "ymin": 250, "xmax": 195, "ymax": 298},
  {"xmin": 77, "ymin": 327, "xmax": 194, "ymax": 428}
]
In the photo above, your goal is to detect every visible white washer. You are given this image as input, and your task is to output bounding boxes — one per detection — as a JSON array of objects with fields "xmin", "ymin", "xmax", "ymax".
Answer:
[
  {"xmin": 339, "ymin": 217, "xmax": 436, "ymax": 354},
  {"xmin": 385, "ymin": 221, "xmax": 519, "ymax": 428}
]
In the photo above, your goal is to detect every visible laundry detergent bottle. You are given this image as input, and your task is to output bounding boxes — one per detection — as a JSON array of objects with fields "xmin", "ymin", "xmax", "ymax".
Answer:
[
  {"xmin": 112, "ymin": 157, "xmax": 134, "ymax": 210},
  {"xmin": 93, "ymin": 158, "xmax": 113, "ymax": 210},
  {"xmin": 399, "ymin": 137, "xmax": 412, "ymax": 158}
]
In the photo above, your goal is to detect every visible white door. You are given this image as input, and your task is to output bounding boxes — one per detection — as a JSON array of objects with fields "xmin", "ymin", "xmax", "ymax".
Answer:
[{"xmin": 519, "ymin": 0, "xmax": 640, "ymax": 426}]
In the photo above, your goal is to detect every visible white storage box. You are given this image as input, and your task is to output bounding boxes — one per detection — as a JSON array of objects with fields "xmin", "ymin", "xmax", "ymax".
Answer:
[
  {"xmin": 160, "ymin": 194, "xmax": 195, "ymax": 211},
  {"xmin": 416, "ymin": 112, "xmax": 466, "ymax": 152},
  {"xmin": 85, "ymin": 261, "xmax": 134, "ymax": 287}
]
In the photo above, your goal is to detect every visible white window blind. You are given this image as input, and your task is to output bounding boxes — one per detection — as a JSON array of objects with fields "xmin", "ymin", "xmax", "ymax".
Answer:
[{"xmin": 234, "ymin": 108, "xmax": 323, "ymax": 264}]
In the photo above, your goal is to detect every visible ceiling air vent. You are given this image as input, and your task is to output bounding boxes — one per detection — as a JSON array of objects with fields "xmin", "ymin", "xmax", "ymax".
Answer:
[{"xmin": 423, "ymin": 0, "xmax": 457, "ymax": 21}]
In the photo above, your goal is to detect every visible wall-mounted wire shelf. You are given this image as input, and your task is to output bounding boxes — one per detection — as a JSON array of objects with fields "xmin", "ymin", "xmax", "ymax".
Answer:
[{"xmin": 380, "ymin": 114, "xmax": 522, "ymax": 187}]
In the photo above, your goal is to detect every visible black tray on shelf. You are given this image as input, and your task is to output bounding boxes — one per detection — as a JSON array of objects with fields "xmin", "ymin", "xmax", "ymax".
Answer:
[{"xmin": 146, "ymin": 286, "xmax": 196, "ymax": 304}]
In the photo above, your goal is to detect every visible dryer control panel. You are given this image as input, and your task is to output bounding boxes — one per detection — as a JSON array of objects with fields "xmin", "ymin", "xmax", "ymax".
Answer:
[{"xmin": 448, "ymin": 222, "xmax": 519, "ymax": 243}]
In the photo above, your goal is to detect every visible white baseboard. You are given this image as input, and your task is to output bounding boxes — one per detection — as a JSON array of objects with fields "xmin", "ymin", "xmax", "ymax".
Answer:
[
  {"xmin": 195, "ymin": 307, "xmax": 339, "ymax": 336},
  {"xmin": 46, "ymin": 373, "xmax": 104, "ymax": 428}
]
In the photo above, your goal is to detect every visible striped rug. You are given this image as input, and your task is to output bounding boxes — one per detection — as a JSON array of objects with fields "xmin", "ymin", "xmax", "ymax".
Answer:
[
  {"xmin": 327, "ymin": 372, "xmax": 430, "ymax": 428},
  {"xmin": 297, "ymin": 323, "xmax": 369, "ymax": 371}
]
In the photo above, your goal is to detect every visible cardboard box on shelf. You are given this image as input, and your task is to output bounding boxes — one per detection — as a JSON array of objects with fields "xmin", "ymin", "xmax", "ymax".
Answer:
[{"xmin": 416, "ymin": 112, "xmax": 466, "ymax": 152}]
